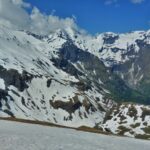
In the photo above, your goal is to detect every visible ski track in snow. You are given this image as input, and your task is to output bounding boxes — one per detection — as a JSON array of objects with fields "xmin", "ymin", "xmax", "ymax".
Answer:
[{"xmin": 0, "ymin": 120, "xmax": 149, "ymax": 150}]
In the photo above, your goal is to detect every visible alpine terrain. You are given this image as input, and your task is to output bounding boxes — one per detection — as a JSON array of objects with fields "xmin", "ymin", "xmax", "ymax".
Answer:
[{"xmin": 0, "ymin": 24, "xmax": 150, "ymax": 139}]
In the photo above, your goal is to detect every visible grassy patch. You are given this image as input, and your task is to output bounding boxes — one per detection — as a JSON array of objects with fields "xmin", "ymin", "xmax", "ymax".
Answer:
[
  {"xmin": 117, "ymin": 126, "xmax": 131, "ymax": 135},
  {"xmin": 130, "ymin": 123, "xmax": 140, "ymax": 128},
  {"xmin": 143, "ymin": 122, "xmax": 148, "ymax": 126},
  {"xmin": 127, "ymin": 105, "xmax": 137, "ymax": 119},
  {"xmin": 135, "ymin": 134, "xmax": 150, "ymax": 140},
  {"xmin": 77, "ymin": 126, "xmax": 110, "ymax": 135},
  {"xmin": 142, "ymin": 126, "xmax": 150, "ymax": 134},
  {"xmin": 141, "ymin": 108, "xmax": 150, "ymax": 121}
]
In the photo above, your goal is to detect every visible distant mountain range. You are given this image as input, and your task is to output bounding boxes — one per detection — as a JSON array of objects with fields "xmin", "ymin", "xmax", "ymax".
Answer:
[{"xmin": 0, "ymin": 25, "xmax": 150, "ymax": 139}]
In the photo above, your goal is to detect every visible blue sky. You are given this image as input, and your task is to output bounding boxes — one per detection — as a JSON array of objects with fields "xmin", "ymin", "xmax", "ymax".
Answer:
[{"xmin": 25, "ymin": 0, "xmax": 150, "ymax": 34}]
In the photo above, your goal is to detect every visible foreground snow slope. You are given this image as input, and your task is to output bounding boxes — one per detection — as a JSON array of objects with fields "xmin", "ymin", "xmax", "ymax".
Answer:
[{"xmin": 0, "ymin": 120, "xmax": 149, "ymax": 150}]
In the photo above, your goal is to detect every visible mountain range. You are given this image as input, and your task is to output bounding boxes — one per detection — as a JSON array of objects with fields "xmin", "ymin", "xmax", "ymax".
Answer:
[{"xmin": 0, "ymin": 25, "xmax": 150, "ymax": 139}]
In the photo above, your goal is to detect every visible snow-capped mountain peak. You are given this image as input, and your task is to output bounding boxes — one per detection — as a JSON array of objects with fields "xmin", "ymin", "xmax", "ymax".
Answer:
[{"xmin": 0, "ymin": 25, "xmax": 150, "ymax": 139}]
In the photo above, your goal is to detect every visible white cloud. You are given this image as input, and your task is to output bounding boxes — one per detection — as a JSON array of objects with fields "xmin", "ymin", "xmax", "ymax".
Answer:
[
  {"xmin": 0, "ymin": 0, "xmax": 30, "ymax": 30},
  {"xmin": 104, "ymin": 0, "xmax": 118, "ymax": 5},
  {"xmin": 12, "ymin": 0, "xmax": 30, "ymax": 7},
  {"xmin": 0, "ymin": 0, "xmax": 79, "ymax": 35},
  {"xmin": 104, "ymin": 0, "xmax": 144, "ymax": 5},
  {"xmin": 30, "ymin": 7, "xmax": 78, "ymax": 35},
  {"xmin": 130, "ymin": 0, "xmax": 144, "ymax": 4}
]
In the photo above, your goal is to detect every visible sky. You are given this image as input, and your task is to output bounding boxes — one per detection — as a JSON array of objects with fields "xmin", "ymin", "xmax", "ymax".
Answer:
[
  {"xmin": 24, "ymin": 0, "xmax": 150, "ymax": 34},
  {"xmin": 0, "ymin": 0, "xmax": 150, "ymax": 35}
]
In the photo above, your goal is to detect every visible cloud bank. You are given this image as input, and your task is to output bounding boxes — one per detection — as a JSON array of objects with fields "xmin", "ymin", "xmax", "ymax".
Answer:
[
  {"xmin": 0, "ymin": 0, "xmax": 78, "ymax": 35},
  {"xmin": 0, "ymin": 0, "xmax": 30, "ymax": 29}
]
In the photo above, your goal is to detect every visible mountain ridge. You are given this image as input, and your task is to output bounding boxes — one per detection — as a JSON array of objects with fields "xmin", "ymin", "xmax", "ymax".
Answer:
[{"xmin": 0, "ymin": 25, "xmax": 150, "ymax": 139}]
